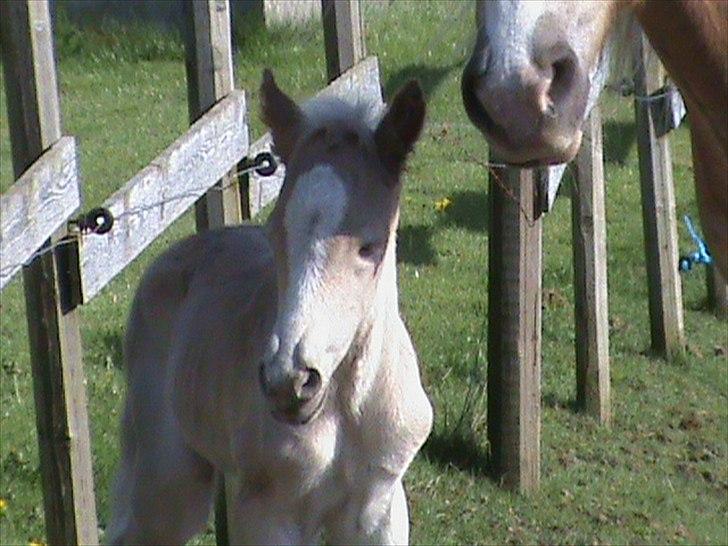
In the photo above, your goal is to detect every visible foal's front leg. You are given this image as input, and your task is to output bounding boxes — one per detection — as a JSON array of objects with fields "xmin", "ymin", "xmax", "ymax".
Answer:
[{"xmin": 325, "ymin": 478, "xmax": 409, "ymax": 545}]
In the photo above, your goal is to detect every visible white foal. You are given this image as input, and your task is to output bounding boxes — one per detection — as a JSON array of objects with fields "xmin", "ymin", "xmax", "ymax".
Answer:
[{"xmin": 106, "ymin": 71, "xmax": 432, "ymax": 545}]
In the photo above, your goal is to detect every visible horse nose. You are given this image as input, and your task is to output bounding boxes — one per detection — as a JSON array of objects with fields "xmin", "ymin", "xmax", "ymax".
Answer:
[
  {"xmin": 259, "ymin": 365, "xmax": 321, "ymax": 401},
  {"xmin": 259, "ymin": 352, "xmax": 323, "ymax": 410},
  {"xmin": 462, "ymin": 40, "xmax": 587, "ymax": 164}
]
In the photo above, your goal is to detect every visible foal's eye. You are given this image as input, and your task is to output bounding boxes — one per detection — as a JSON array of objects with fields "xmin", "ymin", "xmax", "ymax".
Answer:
[{"xmin": 359, "ymin": 241, "xmax": 383, "ymax": 261}]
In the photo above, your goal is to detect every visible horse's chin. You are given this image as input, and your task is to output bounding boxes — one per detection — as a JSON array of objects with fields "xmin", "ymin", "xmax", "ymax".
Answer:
[
  {"xmin": 271, "ymin": 390, "xmax": 327, "ymax": 426},
  {"xmin": 486, "ymin": 132, "xmax": 582, "ymax": 167}
]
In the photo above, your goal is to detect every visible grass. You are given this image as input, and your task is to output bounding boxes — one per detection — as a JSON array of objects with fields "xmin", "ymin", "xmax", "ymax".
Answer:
[{"xmin": 1, "ymin": 2, "xmax": 726, "ymax": 544}]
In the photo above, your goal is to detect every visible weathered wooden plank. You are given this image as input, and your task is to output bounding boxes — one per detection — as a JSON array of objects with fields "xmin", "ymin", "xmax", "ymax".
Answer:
[
  {"xmin": 322, "ymin": 0, "xmax": 366, "ymax": 82},
  {"xmin": 249, "ymin": 56, "xmax": 383, "ymax": 217},
  {"xmin": 633, "ymin": 32, "xmax": 685, "ymax": 360},
  {"xmin": 0, "ymin": 2, "xmax": 98, "ymax": 545},
  {"xmin": 80, "ymin": 91, "xmax": 248, "ymax": 302},
  {"xmin": 572, "ymin": 107, "xmax": 611, "ymax": 425},
  {"xmin": 487, "ymin": 160, "xmax": 542, "ymax": 493},
  {"xmin": 184, "ymin": 0, "xmax": 246, "ymax": 229},
  {"xmin": 0, "ymin": 137, "xmax": 80, "ymax": 291}
]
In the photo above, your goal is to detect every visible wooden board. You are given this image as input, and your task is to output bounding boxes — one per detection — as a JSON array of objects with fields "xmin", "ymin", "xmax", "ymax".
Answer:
[
  {"xmin": 80, "ymin": 91, "xmax": 248, "ymax": 302},
  {"xmin": 0, "ymin": 137, "xmax": 80, "ymax": 290},
  {"xmin": 248, "ymin": 56, "xmax": 383, "ymax": 217},
  {"xmin": 572, "ymin": 107, "xmax": 611, "ymax": 425},
  {"xmin": 487, "ymin": 161, "xmax": 542, "ymax": 493},
  {"xmin": 633, "ymin": 32, "xmax": 685, "ymax": 360},
  {"xmin": 0, "ymin": 2, "xmax": 98, "ymax": 544}
]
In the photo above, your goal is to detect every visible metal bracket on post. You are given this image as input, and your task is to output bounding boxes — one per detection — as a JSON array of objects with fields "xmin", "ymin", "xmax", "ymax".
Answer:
[
  {"xmin": 649, "ymin": 83, "xmax": 687, "ymax": 137},
  {"xmin": 54, "ymin": 235, "xmax": 83, "ymax": 313},
  {"xmin": 537, "ymin": 165, "xmax": 566, "ymax": 214}
]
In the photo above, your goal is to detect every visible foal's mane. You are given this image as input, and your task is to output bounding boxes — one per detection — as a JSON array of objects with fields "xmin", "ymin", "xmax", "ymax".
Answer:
[{"xmin": 299, "ymin": 94, "xmax": 384, "ymax": 142}]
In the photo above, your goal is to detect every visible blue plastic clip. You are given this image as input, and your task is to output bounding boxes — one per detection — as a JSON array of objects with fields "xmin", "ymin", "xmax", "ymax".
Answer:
[{"xmin": 678, "ymin": 215, "xmax": 713, "ymax": 272}]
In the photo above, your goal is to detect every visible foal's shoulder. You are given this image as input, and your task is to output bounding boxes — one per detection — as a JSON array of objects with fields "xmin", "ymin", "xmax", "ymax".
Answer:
[{"xmin": 150, "ymin": 225, "xmax": 271, "ymax": 279}]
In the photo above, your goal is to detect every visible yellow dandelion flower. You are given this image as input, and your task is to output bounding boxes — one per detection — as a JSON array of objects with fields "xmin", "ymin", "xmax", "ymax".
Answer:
[
  {"xmin": 29, "ymin": 541, "xmax": 46, "ymax": 546},
  {"xmin": 434, "ymin": 197, "xmax": 452, "ymax": 213},
  {"xmin": 0, "ymin": 498, "xmax": 7, "ymax": 512}
]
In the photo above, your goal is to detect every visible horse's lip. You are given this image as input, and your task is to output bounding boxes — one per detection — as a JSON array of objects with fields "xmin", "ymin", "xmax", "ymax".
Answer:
[
  {"xmin": 270, "ymin": 391, "xmax": 326, "ymax": 426},
  {"xmin": 512, "ymin": 155, "xmax": 572, "ymax": 168}
]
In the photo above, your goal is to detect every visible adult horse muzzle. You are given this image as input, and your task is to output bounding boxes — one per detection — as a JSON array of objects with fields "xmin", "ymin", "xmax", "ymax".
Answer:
[{"xmin": 462, "ymin": 39, "xmax": 588, "ymax": 165}]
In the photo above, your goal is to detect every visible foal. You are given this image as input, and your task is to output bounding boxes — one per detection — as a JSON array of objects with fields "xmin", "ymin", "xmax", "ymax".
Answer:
[{"xmin": 107, "ymin": 72, "xmax": 432, "ymax": 545}]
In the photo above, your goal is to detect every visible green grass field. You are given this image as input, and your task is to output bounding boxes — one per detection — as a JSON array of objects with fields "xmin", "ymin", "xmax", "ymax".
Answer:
[{"xmin": 1, "ymin": 2, "xmax": 726, "ymax": 544}]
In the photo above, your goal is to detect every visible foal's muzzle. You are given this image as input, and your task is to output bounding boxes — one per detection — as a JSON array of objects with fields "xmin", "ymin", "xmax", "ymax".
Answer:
[{"xmin": 259, "ymin": 359, "xmax": 325, "ymax": 425}]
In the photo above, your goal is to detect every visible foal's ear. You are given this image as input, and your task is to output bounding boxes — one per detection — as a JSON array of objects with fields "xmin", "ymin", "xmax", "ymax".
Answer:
[
  {"xmin": 260, "ymin": 69, "xmax": 304, "ymax": 162},
  {"xmin": 374, "ymin": 80, "xmax": 426, "ymax": 178}
]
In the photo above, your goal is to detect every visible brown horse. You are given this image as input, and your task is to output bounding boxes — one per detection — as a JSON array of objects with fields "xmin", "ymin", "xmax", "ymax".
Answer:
[{"xmin": 462, "ymin": 0, "xmax": 727, "ymax": 276}]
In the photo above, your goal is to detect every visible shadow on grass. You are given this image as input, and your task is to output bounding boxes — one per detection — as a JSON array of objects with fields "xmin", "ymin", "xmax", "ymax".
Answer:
[
  {"xmin": 397, "ymin": 190, "xmax": 489, "ymax": 266},
  {"xmin": 397, "ymin": 224, "xmax": 437, "ymax": 266},
  {"xmin": 542, "ymin": 392, "xmax": 580, "ymax": 414},
  {"xmin": 422, "ymin": 425, "xmax": 490, "ymax": 477},
  {"xmin": 422, "ymin": 424, "xmax": 490, "ymax": 477},
  {"xmin": 438, "ymin": 189, "xmax": 489, "ymax": 232},
  {"xmin": 97, "ymin": 330, "xmax": 125, "ymax": 370},
  {"xmin": 383, "ymin": 61, "xmax": 463, "ymax": 102},
  {"xmin": 421, "ymin": 377, "xmax": 490, "ymax": 477},
  {"xmin": 603, "ymin": 120, "xmax": 636, "ymax": 165}
]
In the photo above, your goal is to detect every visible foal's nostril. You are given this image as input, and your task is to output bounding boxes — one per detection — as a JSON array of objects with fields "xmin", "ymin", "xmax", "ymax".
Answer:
[
  {"xmin": 258, "ymin": 363, "xmax": 270, "ymax": 395},
  {"xmin": 295, "ymin": 367, "xmax": 322, "ymax": 401}
]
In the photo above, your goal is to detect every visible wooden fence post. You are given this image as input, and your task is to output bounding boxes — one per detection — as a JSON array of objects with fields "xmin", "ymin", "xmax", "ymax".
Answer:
[
  {"xmin": 633, "ymin": 32, "xmax": 685, "ymax": 360},
  {"xmin": 572, "ymin": 107, "xmax": 611, "ymax": 425},
  {"xmin": 184, "ymin": 0, "xmax": 248, "ymax": 229},
  {"xmin": 0, "ymin": 2, "xmax": 98, "ymax": 544},
  {"xmin": 322, "ymin": 0, "xmax": 366, "ymax": 82},
  {"xmin": 487, "ymin": 161, "xmax": 542, "ymax": 493},
  {"xmin": 184, "ymin": 2, "xmax": 242, "ymax": 543}
]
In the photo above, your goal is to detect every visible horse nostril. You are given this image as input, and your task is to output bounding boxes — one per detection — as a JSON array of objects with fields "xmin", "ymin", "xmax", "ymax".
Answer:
[
  {"xmin": 536, "ymin": 42, "xmax": 580, "ymax": 111},
  {"xmin": 549, "ymin": 54, "xmax": 578, "ymax": 106},
  {"xmin": 295, "ymin": 367, "xmax": 322, "ymax": 401},
  {"xmin": 259, "ymin": 363, "xmax": 270, "ymax": 395}
]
